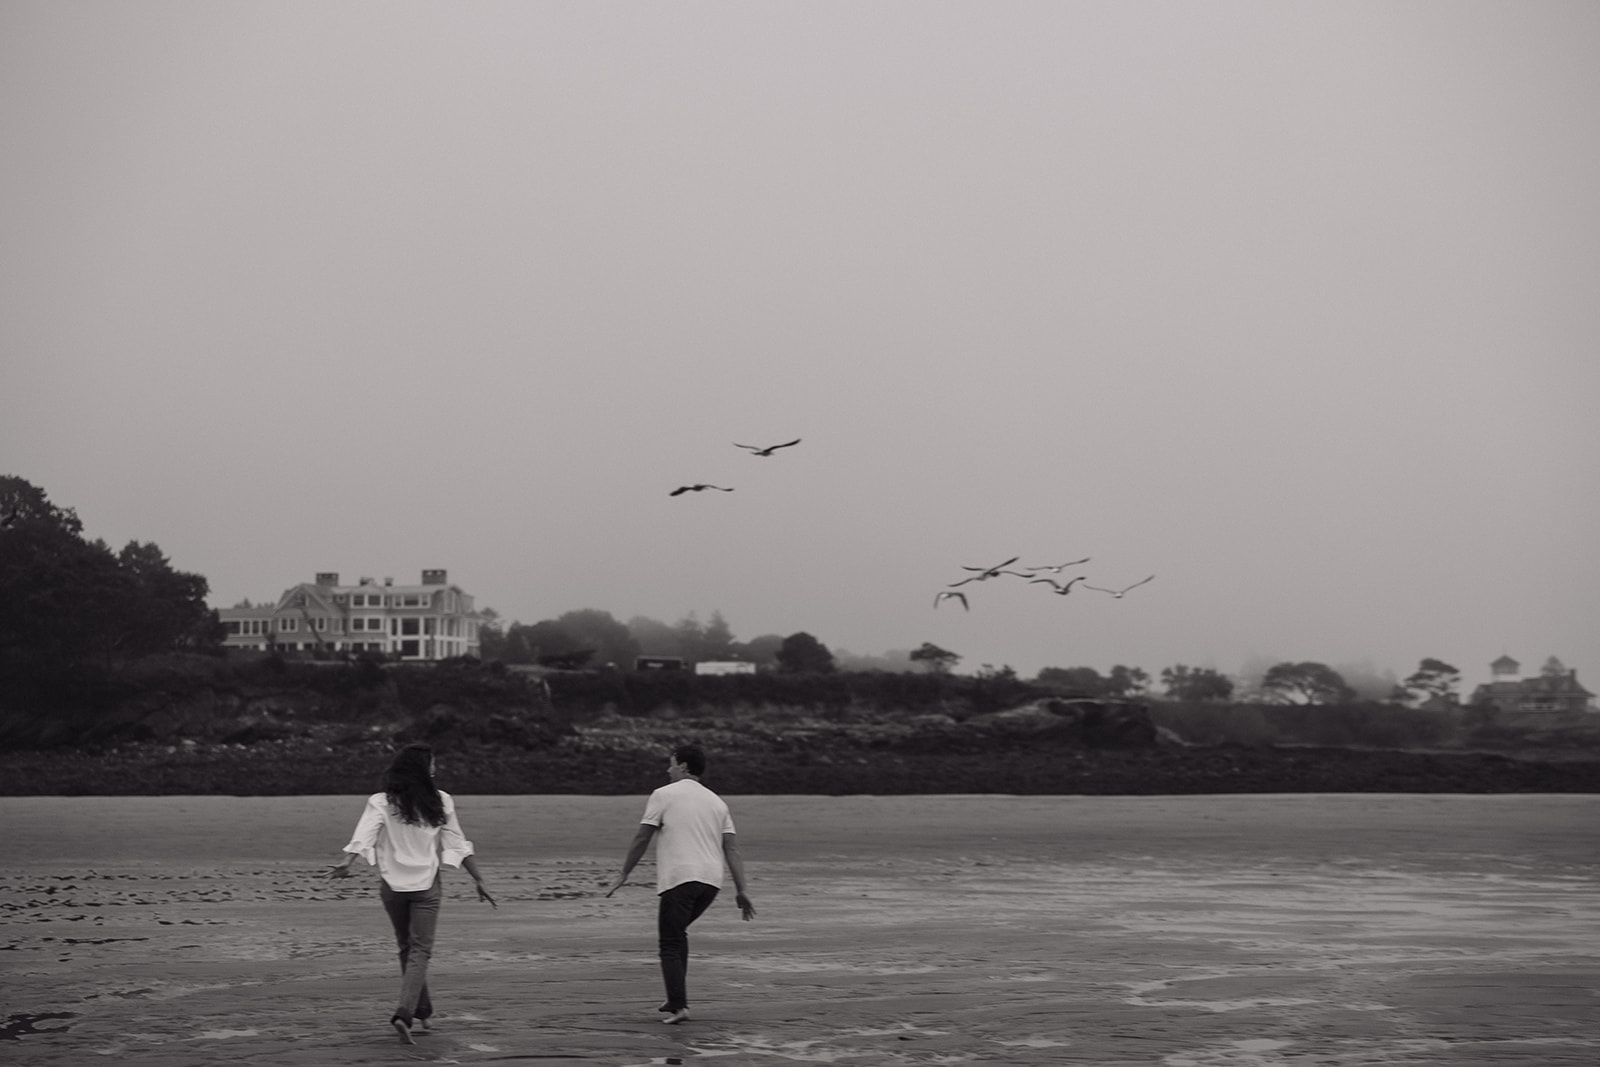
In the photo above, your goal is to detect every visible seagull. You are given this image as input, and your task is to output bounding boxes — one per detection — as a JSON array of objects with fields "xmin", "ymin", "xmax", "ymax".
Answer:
[
  {"xmin": 948, "ymin": 557, "xmax": 1021, "ymax": 587},
  {"xmin": 734, "ymin": 438, "xmax": 802, "ymax": 456},
  {"xmin": 1082, "ymin": 575, "xmax": 1155, "ymax": 598},
  {"xmin": 1026, "ymin": 557, "xmax": 1091, "ymax": 573},
  {"xmin": 1030, "ymin": 576, "xmax": 1087, "ymax": 596},
  {"xmin": 933, "ymin": 591, "xmax": 969, "ymax": 611},
  {"xmin": 669, "ymin": 484, "xmax": 734, "ymax": 497}
]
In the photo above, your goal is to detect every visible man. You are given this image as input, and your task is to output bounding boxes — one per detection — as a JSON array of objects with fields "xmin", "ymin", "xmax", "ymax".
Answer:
[{"xmin": 605, "ymin": 744, "xmax": 755, "ymax": 1024}]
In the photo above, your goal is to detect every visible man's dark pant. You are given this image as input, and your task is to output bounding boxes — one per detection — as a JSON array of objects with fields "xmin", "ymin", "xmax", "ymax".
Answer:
[
  {"xmin": 380, "ymin": 875, "xmax": 441, "ymax": 1024},
  {"xmin": 657, "ymin": 880, "xmax": 719, "ymax": 1012}
]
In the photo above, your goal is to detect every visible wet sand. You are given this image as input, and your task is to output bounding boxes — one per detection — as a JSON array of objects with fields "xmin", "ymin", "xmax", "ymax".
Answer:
[{"xmin": 2, "ymin": 793, "xmax": 1597, "ymax": 1065}]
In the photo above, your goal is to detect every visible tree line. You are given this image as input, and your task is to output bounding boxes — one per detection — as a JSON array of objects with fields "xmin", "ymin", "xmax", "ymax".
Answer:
[
  {"xmin": 0, "ymin": 476, "xmax": 223, "ymax": 711},
  {"xmin": 3, "ymin": 474, "xmax": 1490, "ymax": 718}
]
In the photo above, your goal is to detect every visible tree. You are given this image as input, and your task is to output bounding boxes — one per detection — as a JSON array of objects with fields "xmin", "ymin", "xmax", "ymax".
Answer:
[
  {"xmin": 673, "ymin": 612, "xmax": 707, "ymax": 660},
  {"xmin": 1260, "ymin": 661, "xmax": 1355, "ymax": 705},
  {"xmin": 552, "ymin": 609, "xmax": 638, "ymax": 669},
  {"xmin": 1541, "ymin": 656, "xmax": 1569, "ymax": 678},
  {"xmin": 476, "ymin": 607, "xmax": 506, "ymax": 661},
  {"xmin": 1160, "ymin": 665, "xmax": 1235, "ymax": 702},
  {"xmin": 776, "ymin": 632, "xmax": 834, "ymax": 674},
  {"xmin": 1035, "ymin": 666, "xmax": 1106, "ymax": 696},
  {"xmin": 115, "ymin": 540, "xmax": 223, "ymax": 655},
  {"xmin": 701, "ymin": 611, "xmax": 736, "ymax": 659},
  {"xmin": 0, "ymin": 477, "xmax": 222, "ymax": 706},
  {"xmin": 627, "ymin": 615, "xmax": 682, "ymax": 657},
  {"xmin": 1398, "ymin": 658, "xmax": 1460, "ymax": 705},
  {"xmin": 1105, "ymin": 664, "xmax": 1150, "ymax": 698},
  {"xmin": 0, "ymin": 474, "xmax": 83, "ymax": 534},
  {"xmin": 909, "ymin": 641, "xmax": 961, "ymax": 674},
  {"xmin": 732, "ymin": 633, "xmax": 784, "ymax": 668}
]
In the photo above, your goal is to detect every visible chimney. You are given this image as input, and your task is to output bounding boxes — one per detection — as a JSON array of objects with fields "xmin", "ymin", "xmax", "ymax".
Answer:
[
  {"xmin": 384, "ymin": 577, "xmax": 394, "ymax": 586},
  {"xmin": 315, "ymin": 572, "xmax": 339, "ymax": 587},
  {"xmin": 422, "ymin": 569, "xmax": 447, "ymax": 585}
]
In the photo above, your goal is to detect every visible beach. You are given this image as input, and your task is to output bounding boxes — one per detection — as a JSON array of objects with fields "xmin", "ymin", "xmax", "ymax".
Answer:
[{"xmin": 2, "ymin": 793, "xmax": 1597, "ymax": 1065}]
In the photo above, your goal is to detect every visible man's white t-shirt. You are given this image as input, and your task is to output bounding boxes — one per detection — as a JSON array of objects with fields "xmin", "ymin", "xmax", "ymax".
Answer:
[{"xmin": 640, "ymin": 778, "xmax": 736, "ymax": 894}]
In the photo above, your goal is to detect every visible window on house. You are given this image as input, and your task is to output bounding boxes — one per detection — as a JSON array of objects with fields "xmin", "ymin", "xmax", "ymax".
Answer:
[
  {"xmin": 402, "ymin": 618, "xmax": 419, "ymax": 636},
  {"xmin": 280, "ymin": 618, "xmax": 298, "ymax": 632}
]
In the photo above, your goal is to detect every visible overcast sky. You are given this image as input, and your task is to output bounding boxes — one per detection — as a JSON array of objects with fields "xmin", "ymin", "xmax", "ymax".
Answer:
[{"xmin": 4, "ymin": 2, "xmax": 1596, "ymax": 692}]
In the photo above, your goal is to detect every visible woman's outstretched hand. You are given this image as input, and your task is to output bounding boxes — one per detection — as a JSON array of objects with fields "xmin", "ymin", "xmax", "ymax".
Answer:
[
  {"xmin": 476, "ymin": 882, "xmax": 498, "ymax": 908},
  {"xmin": 735, "ymin": 892, "xmax": 756, "ymax": 921},
  {"xmin": 323, "ymin": 862, "xmax": 353, "ymax": 879}
]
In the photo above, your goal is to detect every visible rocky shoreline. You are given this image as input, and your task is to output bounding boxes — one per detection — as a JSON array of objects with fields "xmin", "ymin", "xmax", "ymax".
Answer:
[{"xmin": 4, "ymin": 726, "xmax": 1596, "ymax": 797}]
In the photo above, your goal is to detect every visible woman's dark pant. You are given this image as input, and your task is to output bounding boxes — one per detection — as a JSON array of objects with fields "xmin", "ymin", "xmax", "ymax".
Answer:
[
  {"xmin": 380, "ymin": 875, "xmax": 441, "ymax": 1023},
  {"xmin": 657, "ymin": 880, "xmax": 719, "ymax": 1012}
]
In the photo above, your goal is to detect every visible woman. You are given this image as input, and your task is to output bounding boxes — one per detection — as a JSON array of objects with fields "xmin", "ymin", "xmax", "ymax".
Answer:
[{"xmin": 326, "ymin": 743, "xmax": 496, "ymax": 1045}]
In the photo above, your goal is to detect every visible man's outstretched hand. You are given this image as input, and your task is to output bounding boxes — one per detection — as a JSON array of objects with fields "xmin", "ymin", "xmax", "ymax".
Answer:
[{"xmin": 735, "ymin": 893, "xmax": 756, "ymax": 921}]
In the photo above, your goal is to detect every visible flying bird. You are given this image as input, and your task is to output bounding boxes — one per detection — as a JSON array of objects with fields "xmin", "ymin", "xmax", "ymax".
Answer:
[
  {"xmin": 669, "ymin": 484, "xmax": 734, "ymax": 497},
  {"xmin": 1026, "ymin": 557, "xmax": 1091, "ymax": 573},
  {"xmin": 948, "ymin": 556, "xmax": 1021, "ymax": 587},
  {"xmin": 734, "ymin": 438, "xmax": 802, "ymax": 456},
  {"xmin": 933, "ymin": 591, "xmax": 969, "ymax": 611},
  {"xmin": 1082, "ymin": 575, "xmax": 1155, "ymax": 598},
  {"xmin": 1030, "ymin": 576, "xmax": 1087, "ymax": 596}
]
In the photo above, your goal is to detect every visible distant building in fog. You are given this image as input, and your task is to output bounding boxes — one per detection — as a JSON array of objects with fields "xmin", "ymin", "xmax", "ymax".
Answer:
[
  {"xmin": 1467, "ymin": 655, "xmax": 1596, "ymax": 717},
  {"xmin": 694, "ymin": 661, "xmax": 757, "ymax": 676},
  {"xmin": 219, "ymin": 570, "xmax": 480, "ymax": 660}
]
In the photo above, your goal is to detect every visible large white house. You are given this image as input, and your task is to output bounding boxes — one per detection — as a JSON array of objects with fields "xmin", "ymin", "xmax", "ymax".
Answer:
[{"xmin": 219, "ymin": 570, "xmax": 480, "ymax": 661}]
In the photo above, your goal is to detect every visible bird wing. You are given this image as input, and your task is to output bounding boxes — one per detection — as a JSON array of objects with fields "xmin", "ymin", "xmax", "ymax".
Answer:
[
  {"xmin": 1124, "ymin": 574, "xmax": 1155, "ymax": 591},
  {"xmin": 771, "ymin": 438, "xmax": 801, "ymax": 450}
]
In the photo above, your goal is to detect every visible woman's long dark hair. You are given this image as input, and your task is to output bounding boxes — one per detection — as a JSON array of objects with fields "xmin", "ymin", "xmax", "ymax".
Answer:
[{"xmin": 384, "ymin": 743, "xmax": 446, "ymax": 828}]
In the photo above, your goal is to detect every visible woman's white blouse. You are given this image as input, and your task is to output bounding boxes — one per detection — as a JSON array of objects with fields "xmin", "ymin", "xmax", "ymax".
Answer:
[{"xmin": 342, "ymin": 790, "xmax": 474, "ymax": 892}]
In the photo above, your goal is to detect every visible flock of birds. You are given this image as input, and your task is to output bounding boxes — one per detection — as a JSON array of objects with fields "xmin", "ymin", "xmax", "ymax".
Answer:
[
  {"xmin": 669, "ymin": 438, "xmax": 801, "ymax": 496},
  {"xmin": 934, "ymin": 557, "xmax": 1153, "ymax": 611},
  {"xmin": 669, "ymin": 438, "xmax": 1154, "ymax": 613}
]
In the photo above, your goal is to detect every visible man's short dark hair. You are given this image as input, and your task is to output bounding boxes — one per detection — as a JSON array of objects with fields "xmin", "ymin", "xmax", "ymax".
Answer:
[{"xmin": 673, "ymin": 744, "xmax": 706, "ymax": 777}]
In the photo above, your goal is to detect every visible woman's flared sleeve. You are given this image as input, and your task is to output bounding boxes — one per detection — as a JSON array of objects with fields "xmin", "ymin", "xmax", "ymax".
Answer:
[
  {"xmin": 437, "ymin": 793, "xmax": 475, "ymax": 868},
  {"xmin": 341, "ymin": 794, "xmax": 385, "ymax": 866}
]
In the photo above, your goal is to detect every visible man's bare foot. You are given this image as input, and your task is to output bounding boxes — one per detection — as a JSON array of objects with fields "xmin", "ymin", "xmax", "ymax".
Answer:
[
  {"xmin": 390, "ymin": 1016, "xmax": 415, "ymax": 1045},
  {"xmin": 662, "ymin": 1008, "xmax": 691, "ymax": 1025}
]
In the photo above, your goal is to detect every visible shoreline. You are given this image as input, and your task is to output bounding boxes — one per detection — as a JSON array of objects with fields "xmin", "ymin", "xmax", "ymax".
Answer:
[{"xmin": 4, "ymin": 738, "xmax": 1598, "ymax": 797}]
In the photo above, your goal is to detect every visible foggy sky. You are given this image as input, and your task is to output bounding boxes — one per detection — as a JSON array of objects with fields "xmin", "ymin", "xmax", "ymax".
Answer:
[{"xmin": 4, "ymin": 2, "xmax": 1597, "ymax": 693}]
